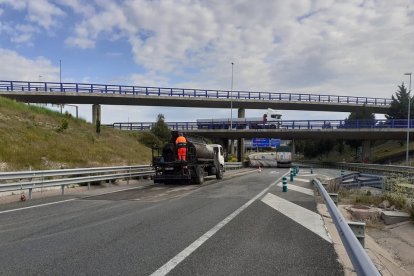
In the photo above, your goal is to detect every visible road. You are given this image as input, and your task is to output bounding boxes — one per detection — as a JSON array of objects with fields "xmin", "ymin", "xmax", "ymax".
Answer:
[
  {"xmin": 249, "ymin": 152, "xmax": 278, "ymax": 167},
  {"xmin": 0, "ymin": 168, "xmax": 343, "ymax": 275}
]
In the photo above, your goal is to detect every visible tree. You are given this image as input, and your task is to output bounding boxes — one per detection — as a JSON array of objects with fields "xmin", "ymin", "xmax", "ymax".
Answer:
[
  {"xmin": 151, "ymin": 114, "xmax": 171, "ymax": 144},
  {"xmin": 386, "ymin": 83, "xmax": 413, "ymax": 119}
]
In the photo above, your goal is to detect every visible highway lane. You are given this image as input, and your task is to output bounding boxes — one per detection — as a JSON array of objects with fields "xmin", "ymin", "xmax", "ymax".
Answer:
[{"xmin": 0, "ymin": 169, "xmax": 343, "ymax": 275}]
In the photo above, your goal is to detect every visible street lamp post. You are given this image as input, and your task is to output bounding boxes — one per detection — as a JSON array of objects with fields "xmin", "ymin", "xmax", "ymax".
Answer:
[
  {"xmin": 405, "ymin": 72, "xmax": 412, "ymax": 165},
  {"xmin": 59, "ymin": 59, "xmax": 62, "ymax": 83},
  {"xmin": 230, "ymin": 62, "xmax": 234, "ymax": 129}
]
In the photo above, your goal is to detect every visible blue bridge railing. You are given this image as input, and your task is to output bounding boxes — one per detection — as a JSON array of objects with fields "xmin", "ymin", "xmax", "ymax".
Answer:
[
  {"xmin": 105, "ymin": 119, "xmax": 414, "ymax": 131},
  {"xmin": 0, "ymin": 80, "xmax": 391, "ymax": 106}
]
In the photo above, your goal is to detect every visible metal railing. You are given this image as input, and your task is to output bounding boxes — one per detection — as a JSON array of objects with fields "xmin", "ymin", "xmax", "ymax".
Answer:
[
  {"xmin": 0, "ymin": 80, "xmax": 391, "ymax": 106},
  {"xmin": 300, "ymin": 161, "xmax": 414, "ymax": 176},
  {"xmin": 340, "ymin": 173, "xmax": 384, "ymax": 189},
  {"xmin": 0, "ymin": 163, "xmax": 245, "ymax": 198},
  {"xmin": 313, "ymin": 178, "xmax": 380, "ymax": 276},
  {"xmin": 224, "ymin": 162, "xmax": 243, "ymax": 170},
  {"xmin": 105, "ymin": 119, "xmax": 414, "ymax": 131},
  {"xmin": 0, "ymin": 165, "xmax": 154, "ymax": 199}
]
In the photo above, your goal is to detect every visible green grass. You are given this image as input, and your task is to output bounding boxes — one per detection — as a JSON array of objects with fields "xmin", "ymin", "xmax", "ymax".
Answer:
[{"xmin": 0, "ymin": 97, "xmax": 152, "ymax": 170}]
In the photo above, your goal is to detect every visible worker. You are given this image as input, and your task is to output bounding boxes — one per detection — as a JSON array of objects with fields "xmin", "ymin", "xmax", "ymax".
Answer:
[{"xmin": 175, "ymin": 133, "xmax": 187, "ymax": 161}]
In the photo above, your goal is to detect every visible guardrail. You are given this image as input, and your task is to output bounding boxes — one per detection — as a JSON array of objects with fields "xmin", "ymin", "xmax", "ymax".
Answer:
[
  {"xmin": 0, "ymin": 163, "xmax": 245, "ymax": 199},
  {"xmin": 105, "ymin": 119, "xmax": 414, "ymax": 131},
  {"xmin": 0, "ymin": 80, "xmax": 391, "ymax": 106},
  {"xmin": 339, "ymin": 173, "xmax": 384, "ymax": 189},
  {"xmin": 313, "ymin": 178, "xmax": 380, "ymax": 276},
  {"xmin": 224, "ymin": 162, "xmax": 244, "ymax": 170},
  {"xmin": 299, "ymin": 161, "xmax": 414, "ymax": 176},
  {"xmin": 0, "ymin": 165, "xmax": 154, "ymax": 199}
]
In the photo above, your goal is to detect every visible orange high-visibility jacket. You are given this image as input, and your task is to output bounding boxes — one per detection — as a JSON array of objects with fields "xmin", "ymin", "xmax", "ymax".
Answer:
[{"xmin": 176, "ymin": 136, "xmax": 187, "ymax": 147}]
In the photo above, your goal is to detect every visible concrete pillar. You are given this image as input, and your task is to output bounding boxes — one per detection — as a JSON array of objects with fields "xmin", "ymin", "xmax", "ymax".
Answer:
[
  {"xmin": 222, "ymin": 139, "xmax": 229, "ymax": 161},
  {"xmin": 237, "ymin": 108, "xmax": 245, "ymax": 162},
  {"xmin": 291, "ymin": 139, "xmax": 295, "ymax": 157},
  {"xmin": 237, "ymin": 138, "xmax": 244, "ymax": 162},
  {"xmin": 92, "ymin": 104, "xmax": 101, "ymax": 125},
  {"xmin": 230, "ymin": 139, "xmax": 235, "ymax": 155},
  {"xmin": 361, "ymin": 140, "xmax": 371, "ymax": 163}
]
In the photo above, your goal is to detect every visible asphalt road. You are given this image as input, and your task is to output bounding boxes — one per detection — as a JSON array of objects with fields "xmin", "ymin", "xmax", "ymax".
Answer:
[{"xmin": 0, "ymin": 168, "xmax": 343, "ymax": 275}]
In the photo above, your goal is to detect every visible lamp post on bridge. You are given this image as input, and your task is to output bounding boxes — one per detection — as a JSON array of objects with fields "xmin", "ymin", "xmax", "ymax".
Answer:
[
  {"xmin": 405, "ymin": 72, "xmax": 412, "ymax": 166},
  {"xmin": 230, "ymin": 62, "xmax": 234, "ymax": 129}
]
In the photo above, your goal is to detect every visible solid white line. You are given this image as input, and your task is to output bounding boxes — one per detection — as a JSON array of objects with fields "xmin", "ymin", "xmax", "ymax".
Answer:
[
  {"xmin": 0, "ymin": 198, "xmax": 77, "ymax": 214},
  {"xmin": 261, "ymin": 193, "xmax": 331, "ymax": 243},
  {"xmin": 276, "ymin": 183, "xmax": 314, "ymax": 196},
  {"xmin": 299, "ymin": 174, "xmax": 318, "ymax": 177},
  {"xmin": 150, "ymin": 173, "xmax": 289, "ymax": 276},
  {"xmin": 0, "ymin": 185, "xmax": 150, "ymax": 214}
]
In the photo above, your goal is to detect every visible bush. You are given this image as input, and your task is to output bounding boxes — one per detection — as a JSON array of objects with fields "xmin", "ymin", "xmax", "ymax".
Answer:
[
  {"xmin": 57, "ymin": 118, "xmax": 69, "ymax": 132},
  {"xmin": 139, "ymin": 132, "xmax": 162, "ymax": 148}
]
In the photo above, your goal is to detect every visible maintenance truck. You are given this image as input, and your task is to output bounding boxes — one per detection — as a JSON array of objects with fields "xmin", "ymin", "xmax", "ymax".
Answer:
[{"xmin": 152, "ymin": 132, "xmax": 225, "ymax": 184}]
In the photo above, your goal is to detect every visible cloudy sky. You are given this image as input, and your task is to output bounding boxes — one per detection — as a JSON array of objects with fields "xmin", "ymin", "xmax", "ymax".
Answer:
[{"xmin": 0, "ymin": 0, "xmax": 413, "ymax": 123}]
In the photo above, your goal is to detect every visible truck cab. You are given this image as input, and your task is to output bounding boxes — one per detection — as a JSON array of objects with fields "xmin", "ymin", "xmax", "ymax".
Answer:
[{"xmin": 209, "ymin": 144, "xmax": 225, "ymax": 171}]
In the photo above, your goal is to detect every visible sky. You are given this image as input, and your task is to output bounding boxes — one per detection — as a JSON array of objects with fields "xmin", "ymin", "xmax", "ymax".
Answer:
[{"xmin": 0, "ymin": 0, "xmax": 413, "ymax": 123}]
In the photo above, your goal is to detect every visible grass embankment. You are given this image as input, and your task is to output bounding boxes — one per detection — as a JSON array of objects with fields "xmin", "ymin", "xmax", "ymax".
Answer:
[{"xmin": 0, "ymin": 97, "xmax": 151, "ymax": 171}]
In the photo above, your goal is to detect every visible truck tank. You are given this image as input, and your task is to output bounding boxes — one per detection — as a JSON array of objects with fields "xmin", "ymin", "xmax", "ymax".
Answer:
[{"xmin": 161, "ymin": 141, "xmax": 215, "ymax": 162}]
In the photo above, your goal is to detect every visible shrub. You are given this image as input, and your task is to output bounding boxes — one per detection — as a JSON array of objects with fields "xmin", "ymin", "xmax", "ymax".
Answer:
[
  {"xmin": 57, "ymin": 119, "xmax": 69, "ymax": 132},
  {"xmin": 139, "ymin": 132, "xmax": 162, "ymax": 148}
]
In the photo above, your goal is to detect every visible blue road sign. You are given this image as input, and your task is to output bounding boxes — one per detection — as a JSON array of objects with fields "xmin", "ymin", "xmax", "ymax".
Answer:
[{"xmin": 252, "ymin": 138, "xmax": 280, "ymax": 148}]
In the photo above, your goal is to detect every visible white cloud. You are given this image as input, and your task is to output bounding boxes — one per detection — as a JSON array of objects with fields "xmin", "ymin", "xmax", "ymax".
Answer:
[
  {"xmin": 63, "ymin": 1, "xmax": 414, "ymax": 101},
  {"xmin": 0, "ymin": 48, "xmax": 59, "ymax": 81},
  {"xmin": 1, "ymin": 1, "xmax": 414, "ymax": 123},
  {"xmin": 0, "ymin": 0, "xmax": 65, "ymax": 29}
]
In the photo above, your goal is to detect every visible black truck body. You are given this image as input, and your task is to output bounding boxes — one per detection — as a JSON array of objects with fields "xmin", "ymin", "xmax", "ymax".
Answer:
[{"xmin": 152, "ymin": 133, "xmax": 224, "ymax": 184}]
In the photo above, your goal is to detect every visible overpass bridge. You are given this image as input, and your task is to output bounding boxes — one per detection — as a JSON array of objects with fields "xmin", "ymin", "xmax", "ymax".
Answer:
[
  {"xmin": 106, "ymin": 119, "xmax": 413, "ymax": 140},
  {"xmin": 106, "ymin": 119, "xmax": 414, "ymax": 162},
  {"xmin": 0, "ymin": 81, "xmax": 391, "ymax": 124}
]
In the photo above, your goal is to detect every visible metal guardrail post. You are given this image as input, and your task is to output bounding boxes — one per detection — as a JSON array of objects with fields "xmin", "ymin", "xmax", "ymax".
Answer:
[
  {"xmin": 61, "ymin": 185, "xmax": 65, "ymax": 195},
  {"xmin": 313, "ymin": 178, "xmax": 380, "ymax": 276}
]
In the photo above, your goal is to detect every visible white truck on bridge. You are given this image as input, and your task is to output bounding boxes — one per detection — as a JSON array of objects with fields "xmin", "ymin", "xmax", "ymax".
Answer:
[{"xmin": 196, "ymin": 108, "xmax": 282, "ymax": 129}]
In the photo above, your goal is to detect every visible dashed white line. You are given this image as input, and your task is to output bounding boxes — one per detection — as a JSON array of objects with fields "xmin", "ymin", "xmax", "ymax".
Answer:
[{"xmin": 150, "ymin": 173, "xmax": 289, "ymax": 276}]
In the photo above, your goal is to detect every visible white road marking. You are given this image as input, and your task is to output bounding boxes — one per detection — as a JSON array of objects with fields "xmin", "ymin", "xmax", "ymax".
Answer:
[
  {"xmin": 269, "ymin": 171, "xmax": 280, "ymax": 174},
  {"xmin": 300, "ymin": 174, "xmax": 318, "ymax": 177},
  {"xmin": 0, "ymin": 186, "xmax": 150, "ymax": 214},
  {"xmin": 292, "ymin": 177, "xmax": 310, "ymax": 183},
  {"xmin": 0, "ymin": 198, "xmax": 77, "ymax": 214},
  {"xmin": 276, "ymin": 183, "xmax": 314, "ymax": 196},
  {"xmin": 150, "ymin": 173, "xmax": 289, "ymax": 276},
  {"xmin": 261, "ymin": 193, "xmax": 331, "ymax": 243}
]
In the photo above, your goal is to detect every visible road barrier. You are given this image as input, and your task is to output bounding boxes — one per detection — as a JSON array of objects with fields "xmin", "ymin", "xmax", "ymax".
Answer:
[
  {"xmin": 313, "ymin": 178, "xmax": 380, "ymax": 276},
  {"xmin": 0, "ymin": 165, "xmax": 154, "ymax": 199},
  {"xmin": 0, "ymin": 163, "xmax": 243, "ymax": 199}
]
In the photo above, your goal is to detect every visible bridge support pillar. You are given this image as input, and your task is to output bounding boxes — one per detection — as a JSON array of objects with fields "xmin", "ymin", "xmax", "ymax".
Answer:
[
  {"xmin": 222, "ymin": 139, "xmax": 229, "ymax": 161},
  {"xmin": 362, "ymin": 140, "xmax": 371, "ymax": 163},
  {"xmin": 92, "ymin": 104, "xmax": 101, "ymax": 125},
  {"xmin": 237, "ymin": 108, "xmax": 245, "ymax": 162},
  {"xmin": 291, "ymin": 139, "xmax": 295, "ymax": 157},
  {"xmin": 237, "ymin": 138, "xmax": 244, "ymax": 162}
]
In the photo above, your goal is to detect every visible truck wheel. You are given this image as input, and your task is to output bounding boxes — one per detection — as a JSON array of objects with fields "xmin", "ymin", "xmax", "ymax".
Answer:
[
  {"xmin": 216, "ymin": 165, "xmax": 224, "ymax": 180},
  {"xmin": 195, "ymin": 166, "xmax": 204, "ymax": 184}
]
